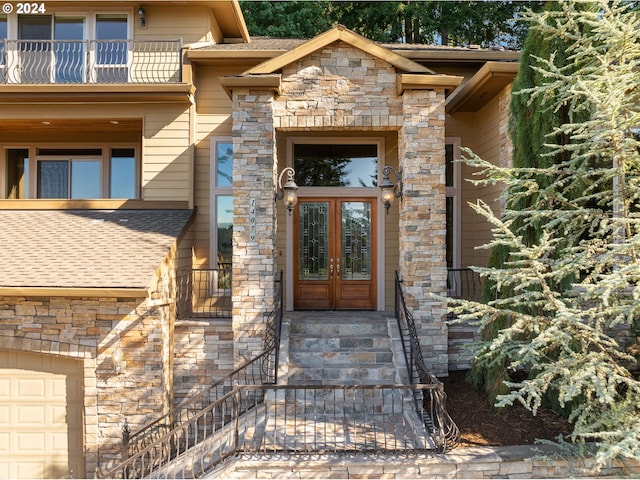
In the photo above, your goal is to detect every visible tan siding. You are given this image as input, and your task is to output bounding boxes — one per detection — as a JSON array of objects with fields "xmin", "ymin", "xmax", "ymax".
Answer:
[
  {"xmin": 191, "ymin": 65, "xmax": 245, "ymax": 268},
  {"xmin": 134, "ymin": 7, "xmax": 214, "ymax": 44},
  {"xmin": 142, "ymin": 107, "xmax": 193, "ymax": 202},
  {"xmin": 451, "ymin": 89, "xmax": 511, "ymax": 269},
  {"xmin": 383, "ymin": 132, "xmax": 399, "ymax": 310},
  {"xmin": 0, "ymin": 103, "xmax": 193, "ymax": 203}
]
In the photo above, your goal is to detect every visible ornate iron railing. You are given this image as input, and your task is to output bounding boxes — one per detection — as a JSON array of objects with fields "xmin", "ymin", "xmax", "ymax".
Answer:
[
  {"xmin": 176, "ymin": 268, "xmax": 232, "ymax": 319},
  {"xmin": 103, "ymin": 272, "xmax": 283, "ymax": 478},
  {"xmin": 447, "ymin": 268, "xmax": 482, "ymax": 302},
  {"xmin": 394, "ymin": 271, "xmax": 460, "ymax": 451},
  {"xmin": 104, "ymin": 384, "xmax": 448, "ymax": 479},
  {"xmin": 1, "ymin": 39, "xmax": 182, "ymax": 84}
]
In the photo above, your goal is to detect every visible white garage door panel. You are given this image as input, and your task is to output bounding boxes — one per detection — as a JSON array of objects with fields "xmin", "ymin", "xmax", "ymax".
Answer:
[{"xmin": 0, "ymin": 350, "xmax": 85, "ymax": 479}]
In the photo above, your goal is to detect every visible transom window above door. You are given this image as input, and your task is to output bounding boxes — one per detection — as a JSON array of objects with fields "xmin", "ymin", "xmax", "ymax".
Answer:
[{"xmin": 293, "ymin": 143, "xmax": 378, "ymax": 188}]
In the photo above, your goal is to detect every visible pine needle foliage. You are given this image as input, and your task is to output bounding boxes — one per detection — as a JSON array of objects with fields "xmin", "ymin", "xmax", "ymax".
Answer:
[
  {"xmin": 449, "ymin": 0, "xmax": 640, "ymax": 467},
  {"xmin": 469, "ymin": 1, "xmax": 589, "ymax": 407}
]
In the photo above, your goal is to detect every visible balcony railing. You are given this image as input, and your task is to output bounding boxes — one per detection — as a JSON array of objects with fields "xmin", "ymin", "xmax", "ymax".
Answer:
[
  {"xmin": 176, "ymin": 268, "xmax": 231, "ymax": 319},
  {"xmin": 0, "ymin": 39, "xmax": 183, "ymax": 84}
]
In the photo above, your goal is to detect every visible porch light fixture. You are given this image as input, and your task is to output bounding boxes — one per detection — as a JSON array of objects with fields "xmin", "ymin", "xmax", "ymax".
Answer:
[
  {"xmin": 276, "ymin": 167, "xmax": 299, "ymax": 214},
  {"xmin": 138, "ymin": 7, "xmax": 146, "ymax": 27},
  {"xmin": 380, "ymin": 166, "xmax": 403, "ymax": 213}
]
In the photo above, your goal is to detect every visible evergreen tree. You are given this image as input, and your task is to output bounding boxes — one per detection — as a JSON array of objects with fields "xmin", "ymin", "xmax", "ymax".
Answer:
[
  {"xmin": 241, "ymin": 1, "xmax": 543, "ymax": 48},
  {"xmin": 470, "ymin": 1, "xmax": 590, "ymax": 406},
  {"xmin": 450, "ymin": 0, "xmax": 640, "ymax": 467}
]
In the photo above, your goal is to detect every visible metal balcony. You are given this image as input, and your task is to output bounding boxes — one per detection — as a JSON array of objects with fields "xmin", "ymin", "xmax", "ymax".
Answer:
[{"xmin": 0, "ymin": 39, "xmax": 183, "ymax": 84}]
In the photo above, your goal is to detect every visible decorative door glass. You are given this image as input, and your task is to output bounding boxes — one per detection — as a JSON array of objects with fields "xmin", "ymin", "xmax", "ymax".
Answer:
[
  {"xmin": 341, "ymin": 201, "xmax": 371, "ymax": 280},
  {"xmin": 299, "ymin": 202, "xmax": 329, "ymax": 280}
]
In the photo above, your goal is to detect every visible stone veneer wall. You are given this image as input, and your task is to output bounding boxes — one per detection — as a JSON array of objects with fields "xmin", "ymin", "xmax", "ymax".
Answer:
[
  {"xmin": 398, "ymin": 88, "xmax": 449, "ymax": 376},
  {"xmin": 230, "ymin": 87, "xmax": 279, "ymax": 365},
  {"xmin": 0, "ymin": 294, "xmax": 172, "ymax": 476},
  {"xmin": 173, "ymin": 319, "xmax": 234, "ymax": 405},
  {"xmin": 228, "ymin": 40, "xmax": 449, "ymax": 373}
]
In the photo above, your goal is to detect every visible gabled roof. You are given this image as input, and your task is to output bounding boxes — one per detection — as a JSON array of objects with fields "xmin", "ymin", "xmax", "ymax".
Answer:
[
  {"xmin": 245, "ymin": 25, "xmax": 435, "ymax": 75},
  {"xmin": 0, "ymin": 209, "xmax": 194, "ymax": 293}
]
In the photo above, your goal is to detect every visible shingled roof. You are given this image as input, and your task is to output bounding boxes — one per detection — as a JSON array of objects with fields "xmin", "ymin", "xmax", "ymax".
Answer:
[{"xmin": 0, "ymin": 209, "xmax": 194, "ymax": 289}]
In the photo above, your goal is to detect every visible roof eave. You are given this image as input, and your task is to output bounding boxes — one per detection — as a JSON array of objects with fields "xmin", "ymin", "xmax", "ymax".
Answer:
[
  {"xmin": 446, "ymin": 61, "xmax": 519, "ymax": 113},
  {"xmin": 0, "ymin": 287, "xmax": 149, "ymax": 298}
]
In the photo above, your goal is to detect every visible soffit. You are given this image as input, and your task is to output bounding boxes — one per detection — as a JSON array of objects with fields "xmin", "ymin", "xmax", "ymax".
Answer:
[
  {"xmin": 0, "ymin": 209, "xmax": 194, "ymax": 289},
  {"xmin": 0, "ymin": 118, "xmax": 142, "ymax": 140},
  {"xmin": 446, "ymin": 61, "xmax": 519, "ymax": 113}
]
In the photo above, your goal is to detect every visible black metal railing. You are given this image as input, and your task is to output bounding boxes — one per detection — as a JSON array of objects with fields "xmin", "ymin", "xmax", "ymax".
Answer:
[
  {"xmin": 104, "ymin": 272, "xmax": 283, "ymax": 478},
  {"xmin": 394, "ymin": 272, "xmax": 460, "ymax": 451},
  {"xmin": 447, "ymin": 268, "xmax": 482, "ymax": 302},
  {"xmin": 1, "ymin": 39, "xmax": 182, "ymax": 84},
  {"xmin": 105, "ymin": 384, "xmax": 448, "ymax": 479},
  {"xmin": 176, "ymin": 268, "xmax": 232, "ymax": 319}
]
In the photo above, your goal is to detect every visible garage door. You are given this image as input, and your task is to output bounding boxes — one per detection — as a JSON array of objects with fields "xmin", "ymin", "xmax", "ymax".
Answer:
[{"xmin": 0, "ymin": 350, "xmax": 85, "ymax": 479}]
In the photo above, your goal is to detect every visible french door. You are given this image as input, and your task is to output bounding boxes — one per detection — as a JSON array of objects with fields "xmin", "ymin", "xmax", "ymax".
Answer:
[{"xmin": 294, "ymin": 198, "xmax": 376, "ymax": 310}]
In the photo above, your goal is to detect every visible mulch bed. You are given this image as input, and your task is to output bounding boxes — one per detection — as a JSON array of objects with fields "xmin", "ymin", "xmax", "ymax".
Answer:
[{"xmin": 442, "ymin": 370, "xmax": 572, "ymax": 448}]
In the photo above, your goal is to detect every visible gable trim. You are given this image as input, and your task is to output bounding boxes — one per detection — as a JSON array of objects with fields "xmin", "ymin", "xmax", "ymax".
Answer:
[{"xmin": 245, "ymin": 25, "xmax": 434, "ymax": 75}]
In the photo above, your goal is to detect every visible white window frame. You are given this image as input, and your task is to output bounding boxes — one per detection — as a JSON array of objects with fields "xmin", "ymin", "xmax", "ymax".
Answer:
[
  {"xmin": 3, "ymin": 9, "xmax": 132, "ymax": 84},
  {"xmin": 209, "ymin": 137, "xmax": 233, "ymax": 292},
  {"xmin": 90, "ymin": 13, "xmax": 133, "ymax": 83},
  {"xmin": 446, "ymin": 137, "xmax": 462, "ymax": 270}
]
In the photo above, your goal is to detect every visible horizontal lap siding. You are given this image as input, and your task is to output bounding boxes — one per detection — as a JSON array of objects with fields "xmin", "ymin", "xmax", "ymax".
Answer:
[
  {"xmin": 446, "ymin": 86, "xmax": 511, "ymax": 271},
  {"xmin": 193, "ymin": 66, "xmax": 243, "ymax": 267},
  {"xmin": 459, "ymin": 94, "xmax": 508, "ymax": 269},
  {"xmin": 143, "ymin": 107, "xmax": 192, "ymax": 202},
  {"xmin": 135, "ymin": 7, "xmax": 214, "ymax": 44}
]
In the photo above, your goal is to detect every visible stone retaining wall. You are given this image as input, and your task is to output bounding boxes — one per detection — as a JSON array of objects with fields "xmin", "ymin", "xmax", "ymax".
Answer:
[
  {"xmin": 215, "ymin": 445, "xmax": 640, "ymax": 479},
  {"xmin": 173, "ymin": 318, "xmax": 234, "ymax": 405}
]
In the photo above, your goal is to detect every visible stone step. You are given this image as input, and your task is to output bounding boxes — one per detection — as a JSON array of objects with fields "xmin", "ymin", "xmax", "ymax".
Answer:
[
  {"xmin": 284, "ymin": 312, "xmax": 401, "ymax": 387},
  {"xmin": 289, "ymin": 336, "xmax": 391, "ymax": 353},
  {"xmin": 289, "ymin": 321, "xmax": 388, "ymax": 337},
  {"xmin": 287, "ymin": 366, "xmax": 397, "ymax": 384},
  {"xmin": 290, "ymin": 351, "xmax": 394, "ymax": 366}
]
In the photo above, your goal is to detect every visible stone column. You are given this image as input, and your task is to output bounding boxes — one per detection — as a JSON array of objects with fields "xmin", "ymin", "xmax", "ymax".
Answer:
[
  {"xmin": 398, "ymin": 88, "xmax": 449, "ymax": 376},
  {"xmin": 230, "ymin": 85, "xmax": 279, "ymax": 365}
]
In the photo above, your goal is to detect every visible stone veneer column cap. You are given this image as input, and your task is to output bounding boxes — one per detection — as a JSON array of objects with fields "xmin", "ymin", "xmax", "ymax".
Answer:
[
  {"xmin": 398, "ymin": 73, "xmax": 464, "ymax": 95},
  {"xmin": 219, "ymin": 74, "xmax": 282, "ymax": 99}
]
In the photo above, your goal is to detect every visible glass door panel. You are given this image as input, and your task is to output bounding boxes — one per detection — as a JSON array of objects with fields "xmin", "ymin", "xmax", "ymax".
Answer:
[
  {"xmin": 54, "ymin": 17, "xmax": 85, "ymax": 83},
  {"xmin": 299, "ymin": 202, "xmax": 330, "ymax": 281},
  {"xmin": 341, "ymin": 201, "xmax": 371, "ymax": 280},
  {"xmin": 18, "ymin": 15, "xmax": 53, "ymax": 83}
]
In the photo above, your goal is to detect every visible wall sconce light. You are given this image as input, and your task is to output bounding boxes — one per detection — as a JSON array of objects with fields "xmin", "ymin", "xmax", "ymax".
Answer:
[
  {"xmin": 380, "ymin": 166, "xmax": 403, "ymax": 213},
  {"xmin": 138, "ymin": 7, "xmax": 146, "ymax": 27},
  {"xmin": 275, "ymin": 167, "xmax": 299, "ymax": 215}
]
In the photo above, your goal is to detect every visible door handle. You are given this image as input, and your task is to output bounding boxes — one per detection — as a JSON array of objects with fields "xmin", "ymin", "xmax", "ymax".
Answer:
[
  {"xmin": 336, "ymin": 259, "xmax": 340, "ymax": 277},
  {"xmin": 329, "ymin": 259, "xmax": 334, "ymax": 278}
]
